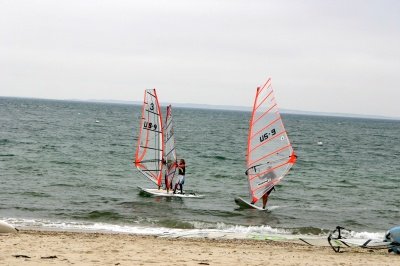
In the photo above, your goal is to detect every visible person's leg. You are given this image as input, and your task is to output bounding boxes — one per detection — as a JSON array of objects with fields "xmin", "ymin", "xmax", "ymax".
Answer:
[
  {"xmin": 180, "ymin": 176, "xmax": 185, "ymax": 194},
  {"xmin": 174, "ymin": 175, "xmax": 182, "ymax": 193},
  {"xmin": 262, "ymin": 194, "xmax": 268, "ymax": 209}
]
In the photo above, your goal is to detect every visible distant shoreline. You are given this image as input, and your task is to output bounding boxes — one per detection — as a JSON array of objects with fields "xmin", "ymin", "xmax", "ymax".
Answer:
[{"xmin": 1, "ymin": 96, "xmax": 399, "ymax": 121}]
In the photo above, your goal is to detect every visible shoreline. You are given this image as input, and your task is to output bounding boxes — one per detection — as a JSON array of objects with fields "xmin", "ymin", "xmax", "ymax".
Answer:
[{"xmin": 1, "ymin": 230, "xmax": 397, "ymax": 265}]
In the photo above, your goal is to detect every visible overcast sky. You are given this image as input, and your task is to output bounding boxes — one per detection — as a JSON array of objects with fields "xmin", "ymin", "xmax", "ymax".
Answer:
[{"xmin": 1, "ymin": 0, "xmax": 399, "ymax": 118}]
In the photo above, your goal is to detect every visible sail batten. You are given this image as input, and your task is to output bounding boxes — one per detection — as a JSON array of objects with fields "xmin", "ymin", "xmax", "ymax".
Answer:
[
  {"xmin": 249, "ymin": 158, "xmax": 292, "ymax": 181},
  {"xmin": 248, "ymin": 144, "xmax": 292, "ymax": 167},
  {"xmin": 147, "ymin": 91, "xmax": 156, "ymax": 98},
  {"xmin": 245, "ymin": 78, "xmax": 296, "ymax": 204},
  {"xmin": 250, "ymin": 116, "xmax": 281, "ymax": 139},
  {"xmin": 165, "ymin": 147, "xmax": 176, "ymax": 157},
  {"xmin": 139, "ymin": 146, "xmax": 163, "ymax": 151},
  {"xmin": 145, "ymin": 109, "xmax": 161, "ymax": 116},
  {"xmin": 254, "ymin": 90, "xmax": 274, "ymax": 113}
]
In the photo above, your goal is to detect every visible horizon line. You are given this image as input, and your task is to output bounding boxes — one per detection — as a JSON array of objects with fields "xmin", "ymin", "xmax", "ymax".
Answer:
[{"xmin": 1, "ymin": 95, "xmax": 399, "ymax": 121}]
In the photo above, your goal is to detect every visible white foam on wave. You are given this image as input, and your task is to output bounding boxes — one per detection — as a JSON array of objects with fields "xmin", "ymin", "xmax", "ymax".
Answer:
[
  {"xmin": 350, "ymin": 231, "xmax": 385, "ymax": 240},
  {"xmin": 2, "ymin": 217, "xmax": 387, "ymax": 242},
  {"xmin": 215, "ymin": 223, "xmax": 290, "ymax": 235},
  {"xmin": 4, "ymin": 217, "xmax": 291, "ymax": 237},
  {"xmin": 184, "ymin": 221, "xmax": 289, "ymax": 235}
]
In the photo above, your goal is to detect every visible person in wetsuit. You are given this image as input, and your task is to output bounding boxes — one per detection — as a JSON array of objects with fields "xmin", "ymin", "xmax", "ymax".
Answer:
[{"xmin": 173, "ymin": 159, "xmax": 186, "ymax": 194}]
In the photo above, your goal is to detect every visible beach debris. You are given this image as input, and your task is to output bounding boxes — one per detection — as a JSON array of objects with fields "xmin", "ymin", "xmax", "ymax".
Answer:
[
  {"xmin": 41, "ymin": 255, "xmax": 58, "ymax": 259},
  {"xmin": 13, "ymin": 254, "xmax": 31, "ymax": 258}
]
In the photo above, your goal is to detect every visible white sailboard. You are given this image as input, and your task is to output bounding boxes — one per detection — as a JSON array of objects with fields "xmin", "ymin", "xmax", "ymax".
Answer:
[
  {"xmin": 134, "ymin": 89, "xmax": 164, "ymax": 188},
  {"xmin": 138, "ymin": 186, "xmax": 204, "ymax": 198},
  {"xmin": 234, "ymin": 197, "xmax": 267, "ymax": 211},
  {"xmin": 234, "ymin": 77, "xmax": 297, "ymax": 210}
]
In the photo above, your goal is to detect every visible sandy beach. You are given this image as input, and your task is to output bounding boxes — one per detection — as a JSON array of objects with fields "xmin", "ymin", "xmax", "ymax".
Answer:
[{"xmin": 0, "ymin": 230, "xmax": 398, "ymax": 266}]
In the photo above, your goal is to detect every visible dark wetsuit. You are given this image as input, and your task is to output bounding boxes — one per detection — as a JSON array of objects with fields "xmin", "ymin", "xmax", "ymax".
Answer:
[{"xmin": 178, "ymin": 166, "xmax": 185, "ymax": 176}]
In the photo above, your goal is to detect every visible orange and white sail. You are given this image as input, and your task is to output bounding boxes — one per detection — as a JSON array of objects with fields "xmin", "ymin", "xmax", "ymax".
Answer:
[
  {"xmin": 164, "ymin": 105, "xmax": 177, "ymax": 188},
  {"xmin": 245, "ymin": 78, "xmax": 296, "ymax": 204},
  {"xmin": 134, "ymin": 89, "xmax": 164, "ymax": 187}
]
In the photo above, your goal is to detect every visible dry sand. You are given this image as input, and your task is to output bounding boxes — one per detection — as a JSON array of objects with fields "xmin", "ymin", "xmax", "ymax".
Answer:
[{"xmin": 0, "ymin": 230, "xmax": 398, "ymax": 265}]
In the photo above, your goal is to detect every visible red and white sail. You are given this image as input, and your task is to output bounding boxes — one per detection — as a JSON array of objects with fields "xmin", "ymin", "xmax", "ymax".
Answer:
[
  {"xmin": 164, "ymin": 105, "xmax": 177, "ymax": 188},
  {"xmin": 134, "ymin": 89, "xmax": 164, "ymax": 187},
  {"xmin": 246, "ymin": 78, "xmax": 296, "ymax": 204}
]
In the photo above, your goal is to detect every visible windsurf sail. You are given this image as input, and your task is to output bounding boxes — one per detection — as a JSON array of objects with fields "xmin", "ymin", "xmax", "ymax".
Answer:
[
  {"xmin": 327, "ymin": 226, "xmax": 398, "ymax": 253},
  {"xmin": 245, "ymin": 78, "xmax": 297, "ymax": 204},
  {"xmin": 134, "ymin": 89, "xmax": 164, "ymax": 187},
  {"xmin": 164, "ymin": 105, "xmax": 177, "ymax": 189}
]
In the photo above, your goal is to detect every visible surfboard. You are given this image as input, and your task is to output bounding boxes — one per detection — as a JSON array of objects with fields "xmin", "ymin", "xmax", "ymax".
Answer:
[
  {"xmin": 234, "ymin": 197, "xmax": 268, "ymax": 211},
  {"xmin": 234, "ymin": 77, "xmax": 297, "ymax": 210},
  {"xmin": 0, "ymin": 220, "xmax": 18, "ymax": 233},
  {"xmin": 138, "ymin": 186, "xmax": 203, "ymax": 198}
]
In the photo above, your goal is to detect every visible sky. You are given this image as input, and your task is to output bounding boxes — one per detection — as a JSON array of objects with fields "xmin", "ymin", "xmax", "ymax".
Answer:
[{"xmin": 1, "ymin": 0, "xmax": 400, "ymax": 118}]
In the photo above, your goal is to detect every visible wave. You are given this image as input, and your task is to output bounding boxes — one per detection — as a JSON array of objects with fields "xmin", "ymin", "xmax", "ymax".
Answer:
[
  {"xmin": 79, "ymin": 210, "xmax": 124, "ymax": 221},
  {"xmin": 49, "ymin": 160, "xmax": 83, "ymax": 166},
  {"xmin": 200, "ymin": 155, "xmax": 228, "ymax": 161},
  {"xmin": 21, "ymin": 191, "xmax": 51, "ymax": 198},
  {"xmin": 335, "ymin": 179, "xmax": 357, "ymax": 188},
  {"xmin": 47, "ymin": 183, "xmax": 77, "ymax": 188},
  {"xmin": 213, "ymin": 174, "xmax": 231, "ymax": 179},
  {"xmin": 1, "ymin": 217, "xmax": 386, "ymax": 242},
  {"xmin": 0, "ymin": 138, "xmax": 11, "ymax": 145},
  {"xmin": 40, "ymin": 144, "xmax": 58, "ymax": 151},
  {"xmin": 158, "ymin": 219, "xmax": 195, "ymax": 229},
  {"xmin": 341, "ymin": 219, "xmax": 365, "ymax": 227},
  {"xmin": 290, "ymin": 226, "xmax": 330, "ymax": 235}
]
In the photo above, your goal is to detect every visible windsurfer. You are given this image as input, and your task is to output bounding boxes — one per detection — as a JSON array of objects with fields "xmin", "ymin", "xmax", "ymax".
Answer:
[{"xmin": 173, "ymin": 159, "xmax": 186, "ymax": 194}]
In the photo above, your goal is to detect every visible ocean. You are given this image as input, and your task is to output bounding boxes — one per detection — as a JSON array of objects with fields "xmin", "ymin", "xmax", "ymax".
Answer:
[{"xmin": 1, "ymin": 97, "xmax": 399, "ymax": 240}]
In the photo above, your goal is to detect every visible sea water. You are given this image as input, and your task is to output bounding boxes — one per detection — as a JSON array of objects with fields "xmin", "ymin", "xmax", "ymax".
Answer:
[{"xmin": 1, "ymin": 97, "xmax": 399, "ymax": 239}]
